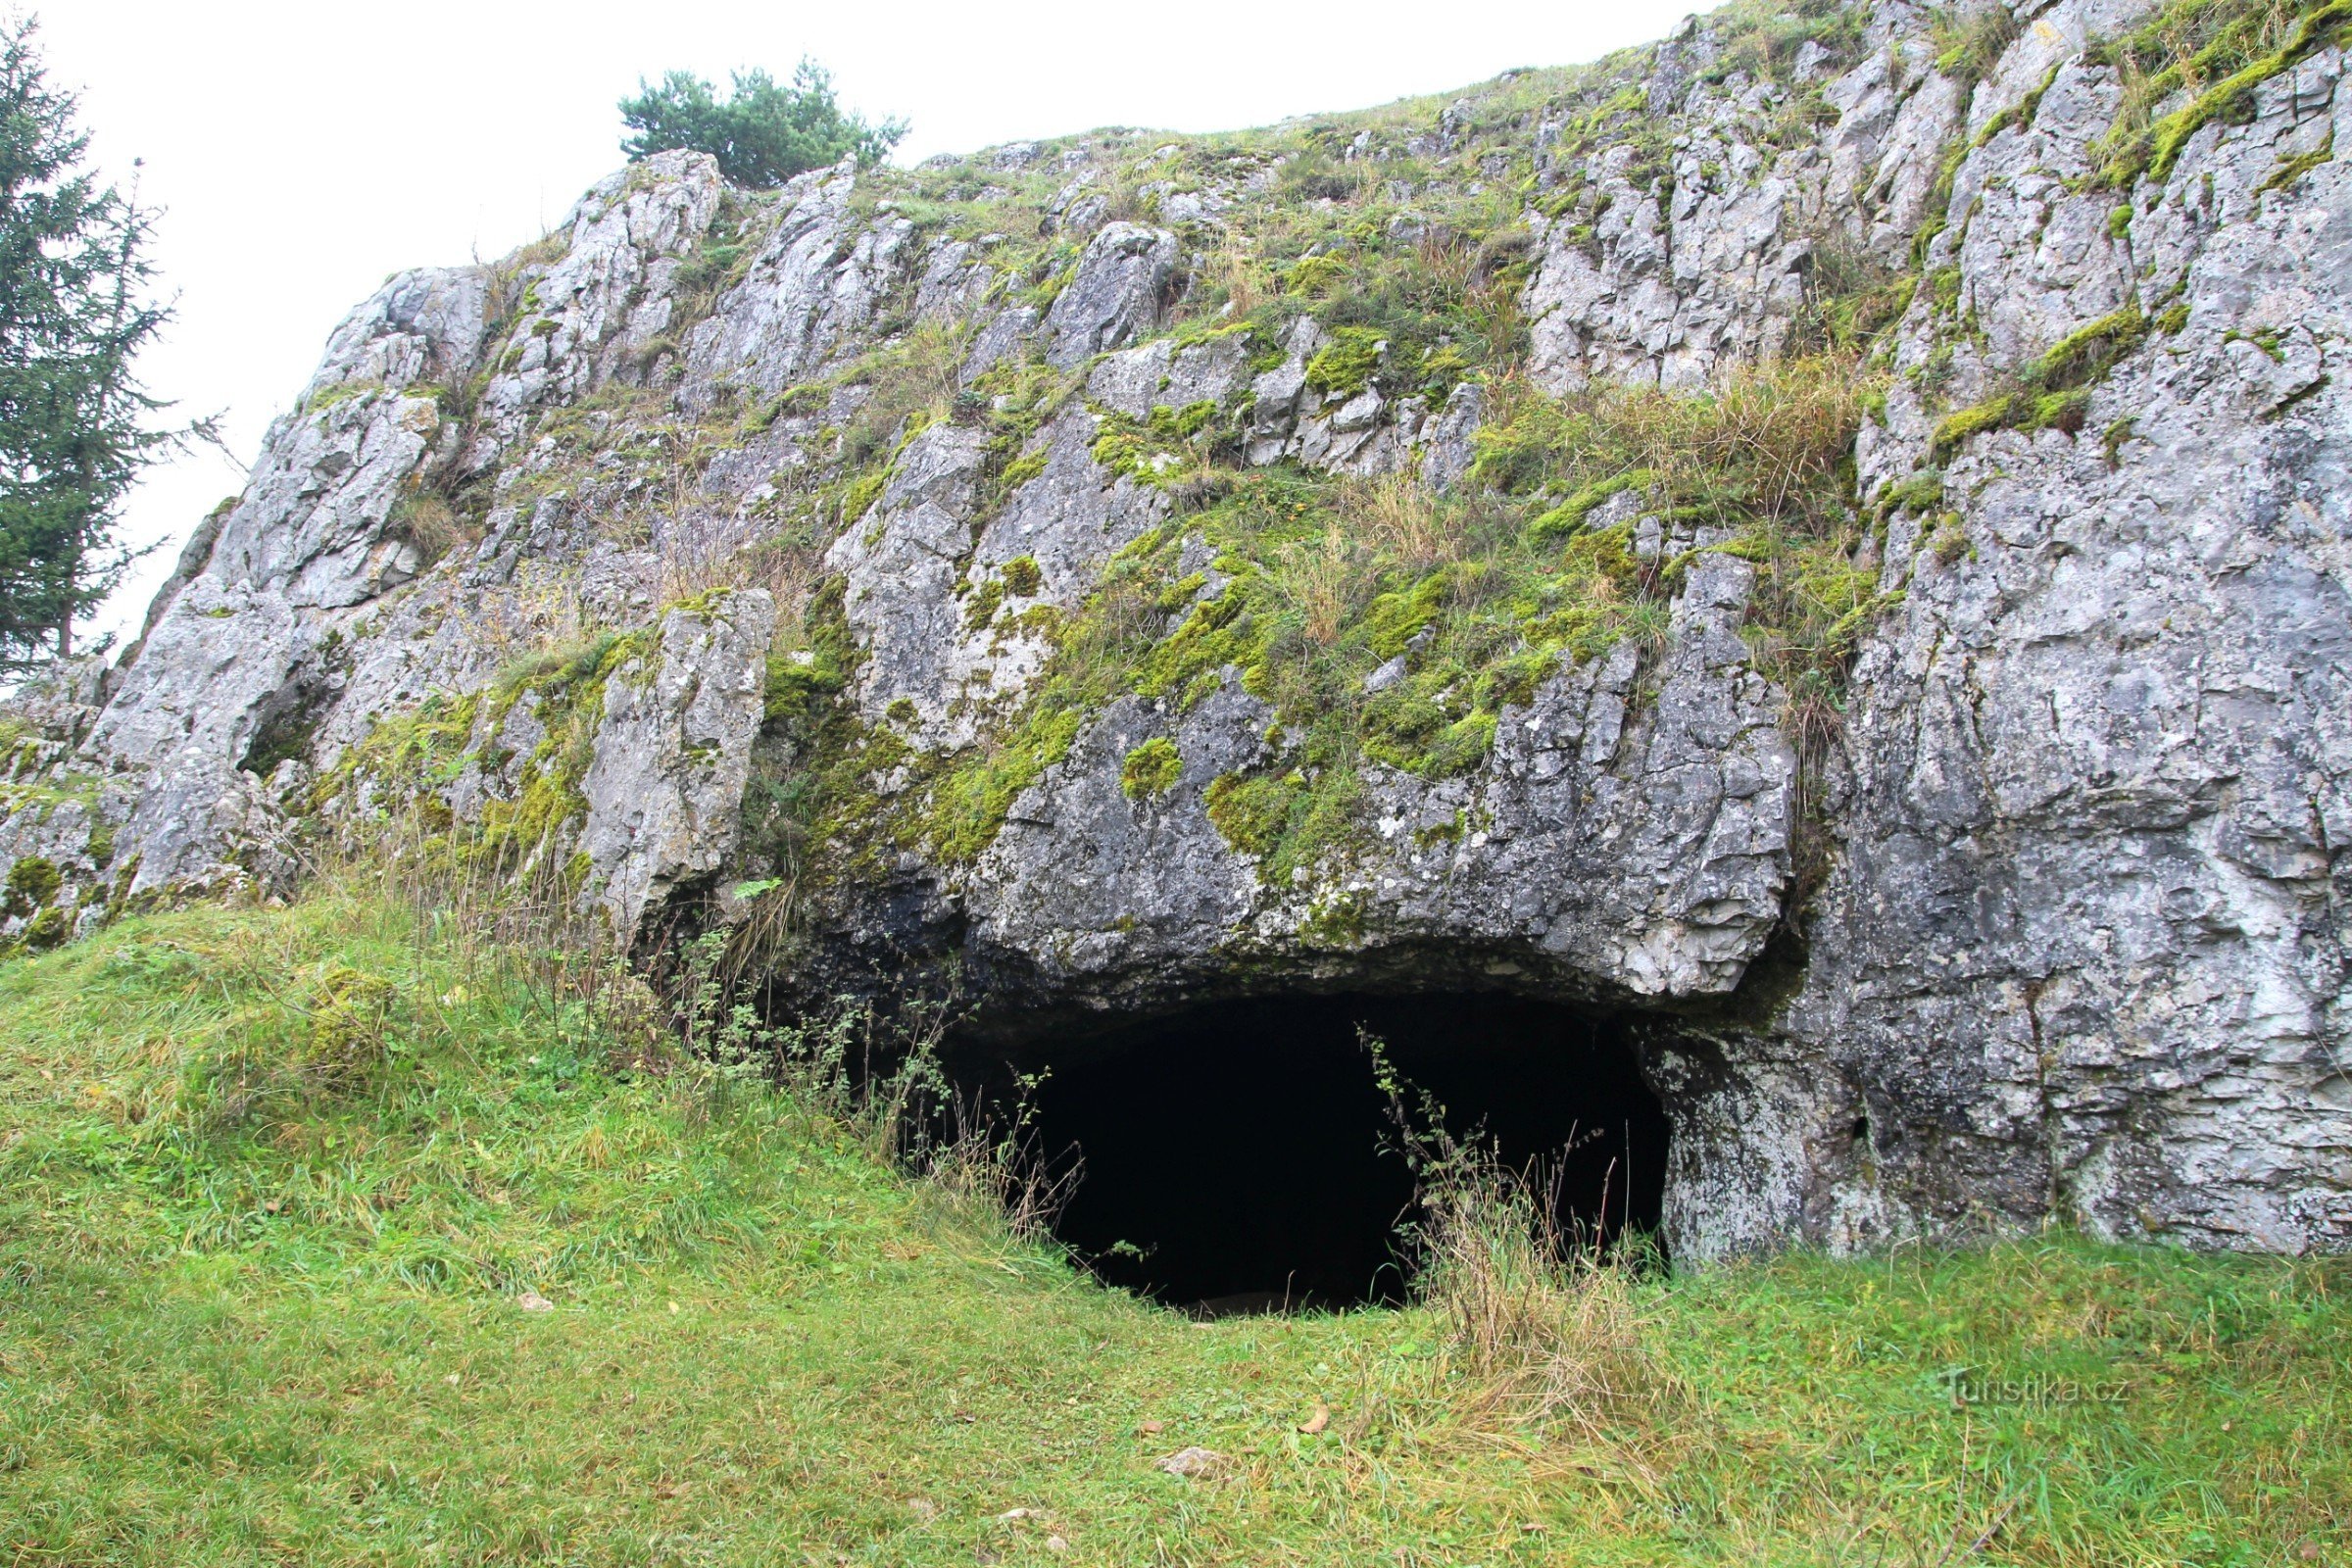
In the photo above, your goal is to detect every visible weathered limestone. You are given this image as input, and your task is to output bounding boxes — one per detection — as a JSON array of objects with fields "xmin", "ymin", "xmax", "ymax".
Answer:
[{"xmin": 580, "ymin": 591, "xmax": 776, "ymax": 937}]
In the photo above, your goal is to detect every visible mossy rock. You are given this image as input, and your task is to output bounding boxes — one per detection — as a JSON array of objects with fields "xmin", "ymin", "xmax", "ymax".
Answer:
[
  {"xmin": 1120, "ymin": 737, "xmax": 1183, "ymax": 800},
  {"xmin": 5, "ymin": 857, "xmax": 62, "ymax": 918}
]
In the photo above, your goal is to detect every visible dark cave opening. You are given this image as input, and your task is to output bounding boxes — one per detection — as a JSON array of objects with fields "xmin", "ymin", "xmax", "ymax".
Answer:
[{"xmin": 949, "ymin": 992, "xmax": 1669, "ymax": 1313}]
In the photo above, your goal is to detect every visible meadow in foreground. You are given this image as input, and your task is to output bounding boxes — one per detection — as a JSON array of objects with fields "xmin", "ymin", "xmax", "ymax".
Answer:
[{"xmin": 0, "ymin": 887, "xmax": 2343, "ymax": 1566}]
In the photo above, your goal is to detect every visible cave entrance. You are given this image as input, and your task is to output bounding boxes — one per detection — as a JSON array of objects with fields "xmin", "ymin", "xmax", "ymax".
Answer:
[{"xmin": 956, "ymin": 992, "xmax": 1668, "ymax": 1314}]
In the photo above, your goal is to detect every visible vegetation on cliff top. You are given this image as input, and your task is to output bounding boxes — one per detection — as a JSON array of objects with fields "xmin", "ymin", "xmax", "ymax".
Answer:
[
  {"xmin": 711, "ymin": 10, "xmax": 1909, "ymax": 893},
  {"xmin": 619, "ymin": 59, "xmax": 906, "ymax": 187},
  {"xmin": 241, "ymin": 0, "xmax": 2039, "ymax": 920},
  {"xmin": 2, "ymin": 887, "xmax": 2346, "ymax": 1563},
  {"xmin": 258, "ymin": 0, "xmax": 2348, "ymax": 925},
  {"xmin": 2090, "ymin": 0, "xmax": 2352, "ymax": 188}
]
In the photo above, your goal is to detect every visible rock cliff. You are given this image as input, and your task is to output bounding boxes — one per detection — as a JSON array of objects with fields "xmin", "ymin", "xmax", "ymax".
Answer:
[{"xmin": 5, "ymin": 0, "xmax": 2346, "ymax": 1259}]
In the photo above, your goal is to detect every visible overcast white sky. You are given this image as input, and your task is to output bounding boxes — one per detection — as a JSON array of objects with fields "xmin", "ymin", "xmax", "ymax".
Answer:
[{"xmin": 43, "ymin": 0, "xmax": 1691, "ymax": 648}]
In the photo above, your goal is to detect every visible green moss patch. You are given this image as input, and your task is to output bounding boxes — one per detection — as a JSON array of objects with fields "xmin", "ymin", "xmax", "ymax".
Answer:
[
  {"xmin": 1119, "ymin": 738, "xmax": 1183, "ymax": 799},
  {"xmin": 1932, "ymin": 308, "xmax": 2145, "ymax": 461},
  {"xmin": 2091, "ymin": 0, "xmax": 2352, "ymax": 188}
]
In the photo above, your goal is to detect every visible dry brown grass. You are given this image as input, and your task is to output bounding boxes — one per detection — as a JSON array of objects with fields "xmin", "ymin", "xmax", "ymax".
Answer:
[
  {"xmin": 917, "ymin": 1115, "xmax": 1077, "ymax": 1249},
  {"xmin": 1195, "ymin": 243, "xmax": 1264, "ymax": 319},
  {"xmin": 465, "ymin": 560, "xmax": 588, "ymax": 667},
  {"xmin": 1273, "ymin": 523, "xmax": 1373, "ymax": 645},
  {"xmin": 838, "ymin": 321, "xmax": 965, "ymax": 473},
  {"xmin": 1477, "ymin": 353, "xmax": 1868, "ymax": 530},
  {"xmin": 1414, "ymin": 227, "xmax": 1478, "ymax": 296},
  {"xmin": 1415, "ymin": 1166, "xmax": 1683, "ymax": 1446},
  {"xmin": 1341, "ymin": 471, "xmax": 1462, "ymax": 572},
  {"xmin": 394, "ymin": 490, "xmax": 468, "ymax": 569},
  {"xmin": 1368, "ymin": 1031, "xmax": 1685, "ymax": 1458},
  {"xmin": 1624, "ymin": 358, "xmax": 1864, "ymax": 525},
  {"xmin": 650, "ymin": 507, "xmax": 767, "ymax": 603}
]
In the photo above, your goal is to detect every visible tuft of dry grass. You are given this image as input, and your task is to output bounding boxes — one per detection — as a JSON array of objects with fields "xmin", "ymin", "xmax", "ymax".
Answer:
[
  {"xmin": 393, "ymin": 489, "xmax": 469, "ymax": 569},
  {"xmin": 1476, "ymin": 353, "xmax": 1869, "ymax": 531},
  {"xmin": 1341, "ymin": 471, "xmax": 1462, "ymax": 572},
  {"xmin": 2103, "ymin": 0, "xmax": 2300, "ymax": 139},
  {"xmin": 475, "ymin": 560, "xmax": 589, "ymax": 663},
  {"xmin": 1414, "ymin": 1162, "xmax": 1682, "ymax": 1446},
  {"xmin": 1372, "ymin": 1031, "xmax": 1683, "ymax": 1454},
  {"xmin": 918, "ymin": 1116, "xmax": 1077, "ymax": 1250},
  {"xmin": 1179, "ymin": 242, "xmax": 1268, "ymax": 324},
  {"xmin": 1273, "ymin": 522, "xmax": 1372, "ymax": 646}
]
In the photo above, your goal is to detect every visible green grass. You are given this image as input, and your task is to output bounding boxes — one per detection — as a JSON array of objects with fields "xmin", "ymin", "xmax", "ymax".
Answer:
[
  {"xmin": 1, "ymin": 891, "xmax": 2346, "ymax": 1564},
  {"xmin": 2090, "ymin": 0, "xmax": 2352, "ymax": 188}
]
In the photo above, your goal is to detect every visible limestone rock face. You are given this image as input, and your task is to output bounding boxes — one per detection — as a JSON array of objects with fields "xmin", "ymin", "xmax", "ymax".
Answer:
[
  {"xmin": 479, "ymin": 150, "xmax": 724, "ymax": 444},
  {"xmin": 8, "ymin": 0, "xmax": 2346, "ymax": 1261},
  {"xmin": 1044, "ymin": 222, "xmax": 1179, "ymax": 368},
  {"xmin": 957, "ymin": 551, "xmax": 1794, "ymax": 1010},
  {"xmin": 1086, "ymin": 335, "xmax": 1250, "ymax": 420},
  {"xmin": 77, "ymin": 272, "xmax": 497, "ymax": 894},
  {"xmin": 683, "ymin": 162, "xmax": 912, "ymax": 405},
  {"xmin": 968, "ymin": 683, "xmax": 1275, "ymax": 980},
  {"xmin": 579, "ymin": 591, "xmax": 776, "ymax": 938},
  {"xmin": 1788, "ymin": 14, "xmax": 2352, "ymax": 1254}
]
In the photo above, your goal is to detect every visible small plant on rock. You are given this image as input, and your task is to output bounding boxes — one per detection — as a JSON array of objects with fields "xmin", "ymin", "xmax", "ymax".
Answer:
[
  {"xmin": 4, "ymin": 855, "xmax": 60, "ymax": 918},
  {"xmin": 1120, "ymin": 737, "xmax": 1183, "ymax": 800}
]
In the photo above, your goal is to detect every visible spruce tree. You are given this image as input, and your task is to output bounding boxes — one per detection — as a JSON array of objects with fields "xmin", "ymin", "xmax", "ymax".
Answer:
[{"xmin": 0, "ymin": 15, "xmax": 167, "ymax": 668}]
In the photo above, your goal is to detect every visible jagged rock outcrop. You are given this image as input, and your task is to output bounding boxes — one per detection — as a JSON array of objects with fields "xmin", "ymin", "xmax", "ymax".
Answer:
[
  {"xmin": 961, "ymin": 549, "xmax": 1795, "ymax": 1004},
  {"xmin": 4, "ymin": 0, "xmax": 2344, "ymax": 1260},
  {"xmin": 578, "ymin": 592, "xmax": 775, "ymax": 933}
]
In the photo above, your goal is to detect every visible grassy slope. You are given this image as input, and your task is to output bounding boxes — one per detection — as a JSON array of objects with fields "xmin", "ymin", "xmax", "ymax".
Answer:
[{"xmin": 0, "ymin": 894, "xmax": 2345, "ymax": 1566}]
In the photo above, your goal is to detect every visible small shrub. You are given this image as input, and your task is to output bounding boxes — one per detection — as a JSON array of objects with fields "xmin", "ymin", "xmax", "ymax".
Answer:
[
  {"xmin": 1000, "ymin": 555, "xmax": 1044, "ymax": 597},
  {"xmin": 23, "ymin": 906, "xmax": 69, "ymax": 952},
  {"xmin": 303, "ymin": 964, "xmax": 398, "ymax": 1096},
  {"xmin": 619, "ymin": 59, "xmax": 906, "ymax": 188}
]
